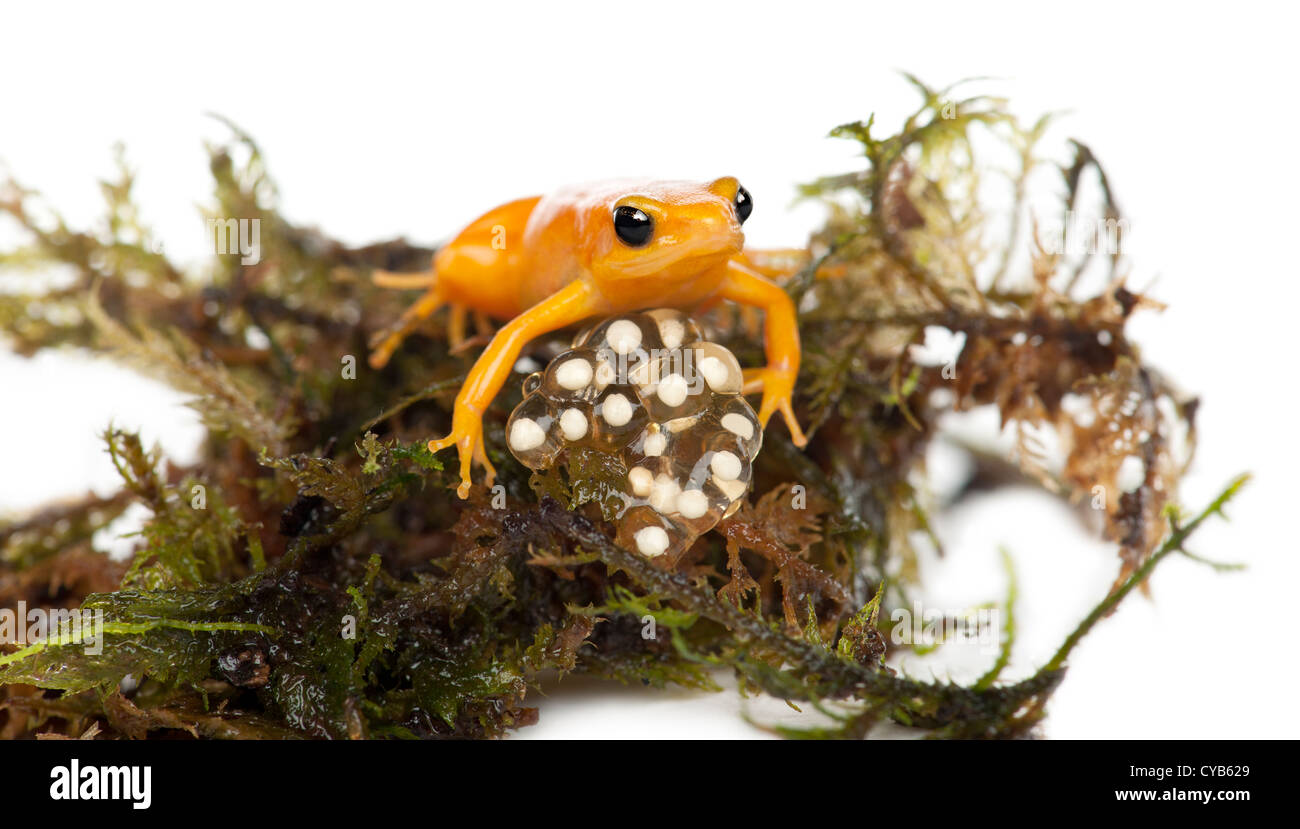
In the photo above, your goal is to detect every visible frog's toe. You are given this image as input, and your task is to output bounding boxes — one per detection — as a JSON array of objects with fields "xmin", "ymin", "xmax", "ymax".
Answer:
[
  {"xmin": 427, "ymin": 435, "xmax": 455, "ymax": 454},
  {"xmin": 428, "ymin": 428, "xmax": 489, "ymax": 500},
  {"xmin": 777, "ymin": 397, "xmax": 808, "ymax": 447},
  {"xmin": 474, "ymin": 439, "xmax": 497, "ymax": 489}
]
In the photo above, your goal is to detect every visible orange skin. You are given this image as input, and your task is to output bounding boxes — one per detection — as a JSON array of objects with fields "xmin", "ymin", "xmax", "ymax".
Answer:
[{"xmin": 369, "ymin": 177, "xmax": 807, "ymax": 498}]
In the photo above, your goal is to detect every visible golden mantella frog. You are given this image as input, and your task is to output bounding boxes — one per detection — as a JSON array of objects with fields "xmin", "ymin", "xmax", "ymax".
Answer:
[{"xmin": 369, "ymin": 177, "xmax": 807, "ymax": 498}]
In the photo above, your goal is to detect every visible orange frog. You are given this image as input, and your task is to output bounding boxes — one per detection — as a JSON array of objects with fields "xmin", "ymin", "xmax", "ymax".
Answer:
[{"xmin": 369, "ymin": 177, "xmax": 808, "ymax": 498}]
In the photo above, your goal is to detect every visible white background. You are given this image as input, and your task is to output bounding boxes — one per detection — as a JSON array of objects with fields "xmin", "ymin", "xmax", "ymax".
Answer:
[{"xmin": 1, "ymin": 1, "xmax": 1296, "ymax": 739}]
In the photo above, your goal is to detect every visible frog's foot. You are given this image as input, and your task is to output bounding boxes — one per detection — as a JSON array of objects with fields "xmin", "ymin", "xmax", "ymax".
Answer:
[
  {"xmin": 427, "ymin": 409, "xmax": 496, "ymax": 499},
  {"xmin": 449, "ymin": 311, "xmax": 496, "ymax": 355},
  {"xmin": 368, "ymin": 326, "xmax": 407, "ymax": 370},
  {"xmin": 744, "ymin": 365, "xmax": 807, "ymax": 447},
  {"xmin": 372, "ymin": 269, "xmax": 437, "ymax": 289},
  {"xmin": 368, "ymin": 282, "xmax": 446, "ymax": 369}
]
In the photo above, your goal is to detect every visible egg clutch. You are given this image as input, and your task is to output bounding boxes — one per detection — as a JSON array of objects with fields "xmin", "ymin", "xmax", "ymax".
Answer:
[{"xmin": 505, "ymin": 309, "xmax": 762, "ymax": 560}]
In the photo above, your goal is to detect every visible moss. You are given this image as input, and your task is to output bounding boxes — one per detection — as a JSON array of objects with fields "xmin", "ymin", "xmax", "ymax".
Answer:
[{"xmin": 0, "ymin": 78, "xmax": 1245, "ymax": 739}]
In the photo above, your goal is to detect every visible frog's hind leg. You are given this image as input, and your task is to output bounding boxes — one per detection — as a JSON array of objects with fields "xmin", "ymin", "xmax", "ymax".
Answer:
[
  {"xmin": 447, "ymin": 303, "xmax": 468, "ymax": 349},
  {"xmin": 372, "ymin": 270, "xmax": 438, "ymax": 290},
  {"xmin": 368, "ymin": 276, "xmax": 447, "ymax": 369},
  {"xmin": 473, "ymin": 310, "xmax": 494, "ymax": 338},
  {"xmin": 448, "ymin": 309, "xmax": 496, "ymax": 355}
]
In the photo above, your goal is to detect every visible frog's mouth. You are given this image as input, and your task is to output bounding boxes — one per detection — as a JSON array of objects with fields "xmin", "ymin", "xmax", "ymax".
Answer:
[{"xmin": 612, "ymin": 229, "xmax": 744, "ymax": 279}]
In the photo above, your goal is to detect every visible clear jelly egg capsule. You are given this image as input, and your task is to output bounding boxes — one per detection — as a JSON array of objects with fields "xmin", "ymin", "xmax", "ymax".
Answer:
[
  {"xmin": 585, "ymin": 315, "xmax": 657, "ymax": 358},
  {"xmin": 617, "ymin": 505, "xmax": 690, "ymax": 560},
  {"xmin": 646, "ymin": 470, "xmax": 683, "ymax": 516},
  {"xmin": 640, "ymin": 350, "xmax": 711, "ymax": 422},
  {"xmin": 626, "ymin": 349, "xmax": 661, "ymax": 393},
  {"xmin": 631, "ymin": 423, "xmax": 670, "ymax": 460},
  {"xmin": 571, "ymin": 321, "xmax": 597, "ymax": 348},
  {"xmin": 679, "ymin": 429, "xmax": 751, "ymax": 497},
  {"xmin": 521, "ymin": 370, "xmax": 544, "ymax": 395},
  {"xmin": 623, "ymin": 455, "xmax": 687, "ymax": 516},
  {"xmin": 592, "ymin": 354, "xmax": 617, "ymax": 392},
  {"xmin": 707, "ymin": 440, "xmax": 753, "ymax": 514},
  {"xmin": 692, "ymin": 342, "xmax": 744, "ymax": 396},
  {"xmin": 505, "ymin": 394, "xmax": 562, "ymax": 470},
  {"xmin": 661, "ymin": 413, "xmax": 705, "ymax": 436},
  {"xmin": 678, "ymin": 451, "xmax": 750, "ymax": 518},
  {"xmin": 719, "ymin": 485, "xmax": 748, "ymax": 518},
  {"xmin": 644, "ymin": 309, "xmax": 704, "ymax": 350},
  {"xmin": 667, "ymin": 412, "xmax": 746, "ymax": 478},
  {"xmin": 591, "ymin": 386, "xmax": 645, "ymax": 448},
  {"xmin": 543, "ymin": 348, "xmax": 600, "ymax": 402},
  {"xmin": 714, "ymin": 396, "xmax": 763, "ymax": 460}
]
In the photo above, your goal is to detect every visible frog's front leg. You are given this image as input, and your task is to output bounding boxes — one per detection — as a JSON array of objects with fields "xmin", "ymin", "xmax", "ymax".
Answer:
[
  {"xmin": 429, "ymin": 279, "xmax": 603, "ymax": 498},
  {"xmin": 717, "ymin": 260, "xmax": 808, "ymax": 447}
]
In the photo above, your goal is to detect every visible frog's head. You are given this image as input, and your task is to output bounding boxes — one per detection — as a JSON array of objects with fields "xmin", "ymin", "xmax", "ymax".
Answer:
[{"xmin": 589, "ymin": 177, "xmax": 750, "ymax": 281}]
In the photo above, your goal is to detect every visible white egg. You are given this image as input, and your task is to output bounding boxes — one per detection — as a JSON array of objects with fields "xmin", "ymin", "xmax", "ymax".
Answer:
[
  {"xmin": 634, "ymin": 526, "xmax": 670, "ymax": 557},
  {"xmin": 658, "ymin": 318, "xmax": 685, "ymax": 349},
  {"xmin": 698, "ymin": 356, "xmax": 731, "ymax": 391},
  {"xmin": 710, "ymin": 450, "xmax": 742, "ymax": 481},
  {"xmin": 657, "ymin": 373, "xmax": 689, "ymax": 407},
  {"xmin": 643, "ymin": 431, "xmax": 667, "ymax": 456},
  {"xmin": 554, "ymin": 358, "xmax": 593, "ymax": 391},
  {"xmin": 508, "ymin": 418, "xmax": 546, "ymax": 452},
  {"xmin": 628, "ymin": 466, "xmax": 654, "ymax": 497},
  {"xmin": 648, "ymin": 474, "xmax": 681, "ymax": 513},
  {"xmin": 676, "ymin": 489, "xmax": 709, "ymax": 519},
  {"xmin": 559, "ymin": 408, "xmax": 588, "ymax": 441},
  {"xmin": 601, "ymin": 393, "xmax": 633, "ymax": 426},
  {"xmin": 606, "ymin": 320, "xmax": 643, "ymax": 355},
  {"xmin": 721, "ymin": 412, "xmax": 755, "ymax": 440}
]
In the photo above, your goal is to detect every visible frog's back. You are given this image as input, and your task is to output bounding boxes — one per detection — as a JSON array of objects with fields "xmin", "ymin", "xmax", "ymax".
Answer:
[{"xmin": 434, "ymin": 195, "xmax": 541, "ymax": 319}]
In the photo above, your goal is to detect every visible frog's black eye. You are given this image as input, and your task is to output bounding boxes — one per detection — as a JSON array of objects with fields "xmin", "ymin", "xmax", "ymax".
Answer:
[
  {"xmin": 734, "ymin": 185, "xmax": 753, "ymax": 224},
  {"xmin": 613, "ymin": 205, "xmax": 654, "ymax": 247}
]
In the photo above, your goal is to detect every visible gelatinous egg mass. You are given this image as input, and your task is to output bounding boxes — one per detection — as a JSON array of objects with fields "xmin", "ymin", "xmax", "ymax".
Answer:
[{"xmin": 505, "ymin": 309, "xmax": 762, "ymax": 561}]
